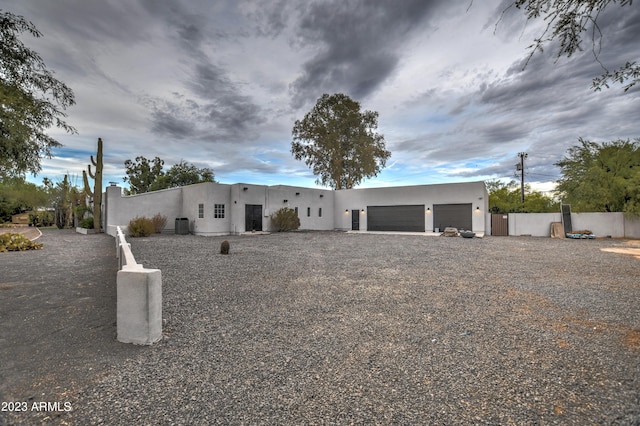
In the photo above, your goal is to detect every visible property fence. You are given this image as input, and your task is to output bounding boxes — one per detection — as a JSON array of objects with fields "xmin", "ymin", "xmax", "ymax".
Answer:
[
  {"xmin": 492, "ymin": 212, "xmax": 640, "ymax": 238},
  {"xmin": 115, "ymin": 226, "xmax": 162, "ymax": 345}
]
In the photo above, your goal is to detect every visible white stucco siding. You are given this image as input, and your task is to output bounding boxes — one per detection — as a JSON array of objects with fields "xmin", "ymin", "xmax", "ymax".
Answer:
[
  {"xmin": 105, "ymin": 180, "xmax": 489, "ymax": 235},
  {"xmin": 181, "ymin": 182, "xmax": 232, "ymax": 236},
  {"xmin": 266, "ymin": 185, "xmax": 334, "ymax": 231},
  {"xmin": 230, "ymin": 184, "xmax": 269, "ymax": 233},
  {"xmin": 333, "ymin": 181, "xmax": 488, "ymax": 233},
  {"xmin": 105, "ymin": 185, "xmax": 182, "ymax": 236}
]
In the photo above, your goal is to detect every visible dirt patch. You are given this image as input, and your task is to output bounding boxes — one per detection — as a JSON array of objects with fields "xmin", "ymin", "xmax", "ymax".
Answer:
[{"xmin": 600, "ymin": 247, "xmax": 640, "ymax": 259}]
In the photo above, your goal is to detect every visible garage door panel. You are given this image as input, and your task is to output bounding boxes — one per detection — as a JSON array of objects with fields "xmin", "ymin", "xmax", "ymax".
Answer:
[
  {"xmin": 367, "ymin": 205, "xmax": 425, "ymax": 232},
  {"xmin": 433, "ymin": 203, "xmax": 472, "ymax": 231}
]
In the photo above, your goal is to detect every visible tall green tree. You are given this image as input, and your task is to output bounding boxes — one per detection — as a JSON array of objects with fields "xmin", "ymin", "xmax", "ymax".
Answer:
[
  {"xmin": 555, "ymin": 138, "xmax": 640, "ymax": 214},
  {"xmin": 498, "ymin": 0, "xmax": 638, "ymax": 92},
  {"xmin": 291, "ymin": 93, "xmax": 390, "ymax": 190},
  {"xmin": 0, "ymin": 11, "xmax": 76, "ymax": 178},
  {"xmin": 487, "ymin": 179, "xmax": 559, "ymax": 213},
  {"xmin": 123, "ymin": 156, "xmax": 165, "ymax": 195}
]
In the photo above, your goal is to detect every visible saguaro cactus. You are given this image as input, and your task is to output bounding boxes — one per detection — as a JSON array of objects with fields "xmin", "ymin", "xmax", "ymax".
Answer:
[{"xmin": 82, "ymin": 138, "xmax": 103, "ymax": 233}]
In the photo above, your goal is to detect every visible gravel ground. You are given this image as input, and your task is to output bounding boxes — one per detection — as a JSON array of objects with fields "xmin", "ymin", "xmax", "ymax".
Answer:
[{"xmin": 2, "ymin": 231, "xmax": 639, "ymax": 425}]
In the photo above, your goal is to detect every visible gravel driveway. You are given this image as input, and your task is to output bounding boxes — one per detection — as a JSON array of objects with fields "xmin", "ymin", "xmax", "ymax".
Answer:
[{"xmin": 2, "ymin": 230, "xmax": 639, "ymax": 424}]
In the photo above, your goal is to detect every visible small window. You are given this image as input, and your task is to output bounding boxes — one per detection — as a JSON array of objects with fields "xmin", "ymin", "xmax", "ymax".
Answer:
[
  {"xmin": 319, "ymin": 207, "xmax": 322, "ymax": 217},
  {"xmin": 198, "ymin": 203, "xmax": 204, "ymax": 218},
  {"xmin": 214, "ymin": 204, "xmax": 225, "ymax": 219},
  {"xmin": 307, "ymin": 207, "xmax": 311, "ymax": 217},
  {"xmin": 294, "ymin": 207, "xmax": 298, "ymax": 216}
]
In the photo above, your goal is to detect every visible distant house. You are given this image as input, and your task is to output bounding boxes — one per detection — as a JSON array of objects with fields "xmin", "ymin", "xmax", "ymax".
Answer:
[{"xmin": 103, "ymin": 180, "xmax": 489, "ymax": 236}]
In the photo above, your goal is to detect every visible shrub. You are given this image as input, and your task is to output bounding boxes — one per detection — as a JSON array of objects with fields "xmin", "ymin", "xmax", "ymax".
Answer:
[
  {"xmin": 151, "ymin": 213, "xmax": 167, "ymax": 234},
  {"xmin": 28, "ymin": 212, "xmax": 53, "ymax": 227},
  {"xmin": 0, "ymin": 233, "xmax": 43, "ymax": 252},
  {"xmin": 79, "ymin": 217, "xmax": 94, "ymax": 229},
  {"xmin": 270, "ymin": 207, "xmax": 300, "ymax": 232},
  {"xmin": 128, "ymin": 216, "xmax": 154, "ymax": 237},
  {"xmin": 220, "ymin": 240, "xmax": 230, "ymax": 254}
]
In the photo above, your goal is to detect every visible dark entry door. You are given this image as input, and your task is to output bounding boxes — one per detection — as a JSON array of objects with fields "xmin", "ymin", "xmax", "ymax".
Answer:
[
  {"xmin": 351, "ymin": 210, "xmax": 360, "ymax": 230},
  {"xmin": 245, "ymin": 204, "xmax": 262, "ymax": 231}
]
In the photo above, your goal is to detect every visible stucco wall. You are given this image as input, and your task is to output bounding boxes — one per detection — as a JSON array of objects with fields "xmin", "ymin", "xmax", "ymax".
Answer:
[
  {"xmin": 104, "ymin": 180, "xmax": 490, "ymax": 235},
  {"xmin": 508, "ymin": 213, "xmax": 562, "ymax": 237},
  {"xmin": 572, "ymin": 213, "xmax": 625, "ymax": 237},
  {"xmin": 506, "ymin": 212, "xmax": 633, "ymax": 238},
  {"xmin": 266, "ymin": 185, "xmax": 334, "ymax": 231},
  {"xmin": 229, "ymin": 183, "xmax": 269, "ymax": 233},
  {"xmin": 181, "ymin": 182, "xmax": 232, "ymax": 236},
  {"xmin": 105, "ymin": 185, "xmax": 182, "ymax": 236},
  {"xmin": 624, "ymin": 216, "xmax": 640, "ymax": 239},
  {"xmin": 333, "ymin": 181, "xmax": 489, "ymax": 233}
]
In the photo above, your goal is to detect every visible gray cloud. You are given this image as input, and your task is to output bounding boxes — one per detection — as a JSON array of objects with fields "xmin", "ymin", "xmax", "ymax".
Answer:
[
  {"xmin": 4, "ymin": 0, "xmax": 637, "ymax": 190},
  {"xmin": 289, "ymin": 0, "xmax": 451, "ymax": 107},
  {"xmin": 135, "ymin": 1, "xmax": 265, "ymax": 144}
]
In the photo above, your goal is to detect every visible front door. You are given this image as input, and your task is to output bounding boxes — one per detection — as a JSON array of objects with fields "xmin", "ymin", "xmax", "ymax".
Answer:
[
  {"xmin": 245, "ymin": 204, "xmax": 263, "ymax": 231},
  {"xmin": 351, "ymin": 210, "xmax": 360, "ymax": 231}
]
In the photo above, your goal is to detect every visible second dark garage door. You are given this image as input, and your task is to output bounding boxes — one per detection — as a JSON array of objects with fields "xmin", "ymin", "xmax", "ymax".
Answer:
[
  {"xmin": 433, "ymin": 203, "xmax": 472, "ymax": 231},
  {"xmin": 367, "ymin": 205, "xmax": 425, "ymax": 232}
]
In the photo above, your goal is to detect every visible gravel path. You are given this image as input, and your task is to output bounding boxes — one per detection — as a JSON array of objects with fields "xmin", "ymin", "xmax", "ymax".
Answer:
[{"xmin": 2, "ymin": 231, "xmax": 639, "ymax": 424}]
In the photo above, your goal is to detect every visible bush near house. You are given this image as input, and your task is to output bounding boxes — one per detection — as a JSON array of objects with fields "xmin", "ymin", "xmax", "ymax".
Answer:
[
  {"xmin": 151, "ymin": 213, "xmax": 167, "ymax": 234},
  {"xmin": 128, "ymin": 216, "xmax": 155, "ymax": 237},
  {"xmin": 270, "ymin": 207, "xmax": 300, "ymax": 232},
  {"xmin": 0, "ymin": 233, "xmax": 43, "ymax": 252}
]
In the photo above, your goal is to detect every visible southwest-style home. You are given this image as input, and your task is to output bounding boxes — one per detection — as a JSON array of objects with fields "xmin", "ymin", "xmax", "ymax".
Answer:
[{"xmin": 103, "ymin": 180, "xmax": 489, "ymax": 236}]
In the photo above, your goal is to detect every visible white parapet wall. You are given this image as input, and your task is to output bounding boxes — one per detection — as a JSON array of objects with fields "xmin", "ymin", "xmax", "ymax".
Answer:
[{"xmin": 115, "ymin": 227, "xmax": 162, "ymax": 345}]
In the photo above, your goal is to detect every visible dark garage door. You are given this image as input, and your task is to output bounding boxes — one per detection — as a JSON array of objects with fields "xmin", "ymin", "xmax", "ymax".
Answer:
[
  {"xmin": 433, "ymin": 204, "xmax": 472, "ymax": 231},
  {"xmin": 367, "ymin": 205, "xmax": 425, "ymax": 232}
]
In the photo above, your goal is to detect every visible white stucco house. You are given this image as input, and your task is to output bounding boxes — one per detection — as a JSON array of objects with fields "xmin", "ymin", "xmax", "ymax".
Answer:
[{"xmin": 103, "ymin": 180, "xmax": 489, "ymax": 236}]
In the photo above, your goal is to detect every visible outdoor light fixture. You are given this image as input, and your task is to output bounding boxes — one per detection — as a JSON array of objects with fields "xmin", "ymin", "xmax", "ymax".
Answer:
[
  {"xmin": 283, "ymin": 199, "xmax": 288, "ymax": 203},
  {"xmin": 345, "ymin": 209, "xmax": 349, "ymax": 213},
  {"xmin": 361, "ymin": 209, "xmax": 365, "ymax": 213},
  {"xmin": 319, "ymin": 194, "xmax": 324, "ymax": 198},
  {"xmin": 295, "ymin": 192, "xmax": 300, "ymax": 196},
  {"xmin": 243, "ymin": 187, "xmax": 248, "ymax": 191},
  {"xmin": 476, "ymin": 206, "xmax": 480, "ymax": 211}
]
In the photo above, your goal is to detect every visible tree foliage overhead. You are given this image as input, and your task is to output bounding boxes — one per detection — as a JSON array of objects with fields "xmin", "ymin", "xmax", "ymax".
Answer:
[
  {"xmin": 153, "ymin": 160, "xmax": 215, "ymax": 190},
  {"xmin": 555, "ymin": 138, "xmax": 640, "ymax": 214},
  {"xmin": 501, "ymin": 0, "xmax": 638, "ymax": 92},
  {"xmin": 123, "ymin": 156, "xmax": 165, "ymax": 195},
  {"xmin": 123, "ymin": 156, "xmax": 215, "ymax": 194},
  {"xmin": 291, "ymin": 93, "xmax": 391, "ymax": 190},
  {"xmin": 0, "ymin": 11, "xmax": 76, "ymax": 178},
  {"xmin": 486, "ymin": 179, "xmax": 559, "ymax": 213}
]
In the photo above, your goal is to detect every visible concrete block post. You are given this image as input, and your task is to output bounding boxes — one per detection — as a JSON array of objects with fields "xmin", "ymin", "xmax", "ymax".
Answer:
[{"xmin": 117, "ymin": 267, "xmax": 162, "ymax": 345}]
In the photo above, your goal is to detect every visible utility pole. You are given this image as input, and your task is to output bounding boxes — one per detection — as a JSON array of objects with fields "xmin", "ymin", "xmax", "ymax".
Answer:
[{"xmin": 516, "ymin": 152, "xmax": 528, "ymax": 203}]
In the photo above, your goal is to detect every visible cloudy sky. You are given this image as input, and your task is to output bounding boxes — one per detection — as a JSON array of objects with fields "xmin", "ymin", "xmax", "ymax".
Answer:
[{"xmin": 4, "ymin": 0, "xmax": 639, "ymax": 192}]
